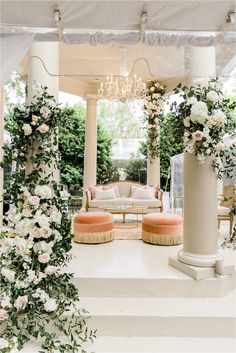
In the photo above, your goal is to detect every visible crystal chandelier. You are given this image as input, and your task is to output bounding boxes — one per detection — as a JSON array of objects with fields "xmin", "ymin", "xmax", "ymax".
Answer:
[{"xmin": 98, "ymin": 74, "xmax": 146, "ymax": 102}]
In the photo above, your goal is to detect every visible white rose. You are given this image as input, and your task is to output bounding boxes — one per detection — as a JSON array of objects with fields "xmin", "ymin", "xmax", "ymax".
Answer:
[
  {"xmin": 34, "ymin": 214, "xmax": 51, "ymax": 227},
  {"xmin": 14, "ymin": 237, "xmax": 28, "ymax": 255},
  {"xmin": 1, "ymin": 296, "xmax": 12, "ymax": 309},
  {"xmin": 38, "ymin": 252, "xmax": 51, "ymax": 263},
  {"xmin": 206, "ymin": 91, "xmax": 219, "ymax": 102},
  {"xmin": 39, "ymin": 226, "xmax": 52, "ymax": 239},
  {"xmin": 1, "ymin": 268, "xmax": 15, "ymax": 283},
  {"xmin": 44, "ymin": 298, "xmax": 58, "ymax": 312},
  {"xmin": 154, "ymin": 83, "xmax": 160, "ymax": 88},
  {"xmin": 35, "ymin": 185, "xmax": 52, "ymax": 199},
  {"xmin": 150, "ymin": 86, "xmax": 155, "ymax": 92},
  {"xmin": 27, "ymin": 195, "xmax": 40, "ymax": 206},
  {"xmin": 40, "ymin": 106, "xmax": 51, "ymax": 118},
  {"xmin": 26, "ymin": 270, "xmax": 36, "ymax": 283},
  {"xmin": 29, "ymin": 227, "xmax": 40, "ymax": 238},
  {"xmin": 45, "ymin": 265, "xmax": 57, "ymax": 276},
  {"xmin": 32, "ymin": 289, "xmax": 49, "ymax": 302},
  {"xmin": 37, "ymin": 123, "xmax": 49, "ymax": 134},
  {"xmin": 22, "ymin": 124, "xmax": 32, "ymax": 136},
  {"xmin": 0, "ymin": 309, "xmax": 9, "ymax": 321},
  {"xmin": 193, "ymin": 78, "xmax": 208, "ymax": 87},
  {"xmin": 14, "ymin": 295, "xmax": 28, "ymax": 310},
  {"xmin": 0, "ymin": 338, "xmax": 9, "ymax": 349}
]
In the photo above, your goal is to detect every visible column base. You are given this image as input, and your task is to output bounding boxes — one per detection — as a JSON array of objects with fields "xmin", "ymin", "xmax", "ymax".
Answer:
[{"xmin": 178, "ymin": 249, "xmax": 223, "ymax": 268}]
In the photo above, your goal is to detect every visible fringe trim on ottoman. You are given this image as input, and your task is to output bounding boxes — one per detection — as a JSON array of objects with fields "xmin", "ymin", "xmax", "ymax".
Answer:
[
  {"xmin": 142, "ymin": 230, "xmax": 182, "ymax": 245},
  {"xmin": 74, "ymin": 230, "xmax": 114, "ymax": 244}
]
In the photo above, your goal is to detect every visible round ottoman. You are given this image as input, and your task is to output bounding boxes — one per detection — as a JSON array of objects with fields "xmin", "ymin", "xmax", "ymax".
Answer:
[
  {"xmin": 142, "ymin": 213, "xmax": 183, "ymax": 245},
  {"xmin": 73, "ymin": 212, "xmax": 114, "ymax": 244}
]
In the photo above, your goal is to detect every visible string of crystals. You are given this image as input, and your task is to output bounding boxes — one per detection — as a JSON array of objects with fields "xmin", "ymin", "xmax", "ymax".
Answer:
[{"xmin": 98, "ymin": 74, "xmax": 147, "ymax": 102}]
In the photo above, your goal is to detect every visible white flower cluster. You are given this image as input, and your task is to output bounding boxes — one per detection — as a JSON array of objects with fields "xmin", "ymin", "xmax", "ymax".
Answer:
[{"xmin": 182, "ymin": 81, "xmax": 227, "ymax": 165}]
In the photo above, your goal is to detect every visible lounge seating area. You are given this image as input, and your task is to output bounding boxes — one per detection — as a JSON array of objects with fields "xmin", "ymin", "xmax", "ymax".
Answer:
[{"xmin": 85, "ymin": 181, "xmax": 163, "ymax": 213}]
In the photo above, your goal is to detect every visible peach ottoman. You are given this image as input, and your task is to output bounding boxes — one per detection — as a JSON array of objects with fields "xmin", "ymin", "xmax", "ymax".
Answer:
[
  {"xmin": 142, "ymin": 213, "xmax": 183, "ymax": 245},
  {"xmin": 73, "ymin": 212, "xmax": 114, "ymax": 244}
]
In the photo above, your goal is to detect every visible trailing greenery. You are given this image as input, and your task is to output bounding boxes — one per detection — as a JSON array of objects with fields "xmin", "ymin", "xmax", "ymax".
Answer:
[
  {"xmin": 0, "ymin": 87, "xmax": 95, "ymax": 352},
  {"xmin": 142, "ymin": 81, "xmax": 166, "ymax": 159},
  {"xmin": 59, "ymin": 104, "xmax": 113, "ymax": 186}
]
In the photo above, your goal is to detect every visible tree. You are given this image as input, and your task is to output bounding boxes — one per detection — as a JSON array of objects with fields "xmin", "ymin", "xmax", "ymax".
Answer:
[
  {"xmin": 59, "ymin": 104, "xmax": 113, "ymax": 186},
  {"xmin": 98, "ymin": 100, "xmax": 144, "ymax": 138}
]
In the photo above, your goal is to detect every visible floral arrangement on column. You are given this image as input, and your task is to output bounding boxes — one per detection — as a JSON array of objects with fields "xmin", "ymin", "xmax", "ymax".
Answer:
[
  {"xmin": 143, "ymin": 81, "xmax": 166, "ymax": 160},
  {"xmin": 0, "ymin": 86, "xmax": 95, "ymax": 352},
  {"xmin": 171, "ymin": 78, "xmax": 236, "ymax": 176}
]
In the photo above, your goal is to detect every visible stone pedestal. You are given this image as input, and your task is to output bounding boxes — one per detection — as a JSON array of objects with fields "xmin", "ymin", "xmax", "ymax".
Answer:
[
  {"xmin": 178, "ymin": 153, "xmax": 222, "ymax": 267},
  {"xmin": 147, "ymin": 157, "xmax": 160, "ymax": 186}
]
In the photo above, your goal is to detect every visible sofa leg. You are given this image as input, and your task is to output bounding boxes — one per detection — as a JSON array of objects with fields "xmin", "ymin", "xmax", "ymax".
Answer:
[{"xmin": 123, "ymin": 213, "xmax": 125, "ymax": 223}]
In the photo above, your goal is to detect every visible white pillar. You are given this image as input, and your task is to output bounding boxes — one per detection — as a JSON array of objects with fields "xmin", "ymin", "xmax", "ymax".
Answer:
[
  {"xmin": 147, "ymin": 158, "xmax": 160, "ymax": 186},
  {"xmin": 147, "ymin": 122, "xmax": 160, "ymax": 186},
  {"xmin": 178, "ymin": 46, "xmax": 223, "ymax": 267},
  {"xmin": 28, "ymin": 42, "xmax": 58, "ymax": 102},
  {"xmin": 0, "ymin": 89, "xmax": 4, "ymax": 226},
  {"xmin": 27, "ymin": 42, "xmax": 59, "ymax": 182},
  {"xmin": 83, "ymin": 95, "xmax": 98, "ymax": 196}
]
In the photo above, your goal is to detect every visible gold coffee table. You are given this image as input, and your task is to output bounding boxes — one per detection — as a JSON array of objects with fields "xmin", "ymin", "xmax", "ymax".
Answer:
[{"xmin": 99, "ymin": 206, "xmax": 147, "ymax": 228}]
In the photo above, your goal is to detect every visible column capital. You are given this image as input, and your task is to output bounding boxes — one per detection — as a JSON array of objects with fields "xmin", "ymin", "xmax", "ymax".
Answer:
[{"xmin": 85, "ymin": 93, "xmax": 98, "ymax": 102}]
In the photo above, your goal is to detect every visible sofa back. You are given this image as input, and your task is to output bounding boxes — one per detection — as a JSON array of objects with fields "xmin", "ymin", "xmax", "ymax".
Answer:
[{"xmin": 103, "ymin": 181, "xmax": 144, "ymax": 198}]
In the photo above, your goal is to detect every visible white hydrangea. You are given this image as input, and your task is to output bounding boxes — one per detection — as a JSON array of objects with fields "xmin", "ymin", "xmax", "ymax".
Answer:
[
  {"xmin": 44, "ymin": 298, "xmax": 58, "ymax": 312},
  {"xmin": 15, "ymin": 218, "xmax": 33, "ymax": 237},
  {"xmin": 22, "ymin": 124, "xmax": 32, "ymax": 136},
  {"xmin": 211, "ymin": 109, "xmax": 227, "ymax": 126},
  {"xmin": 186, "ymin": 97, "xmax": 198, "ymax": 106},
  {"xmin": 32, "ymin": 288, "xmax": 49, "ymax": 302},
  {"xmin": 50, "ymin": 210, "xmax": 62, "ymax": 224},
  {"xmin": 35, "ymin": 185, "xmax": 53, "ymax": 199},
  {"xmin": 33, "ymin": 240, "xmax": 53, "ymax": 254},
  {"xmin": 190, "ymin": 101, "xmax": 208, "ymax": 125},
  {"xmin": 27, "ymin": 195, "xmax": 40, "ymax": 207},
  {"xmin": 34, "ymin": 213, "xmax": 51, "ymax": 227},
  {"xmin": 0, "ymin": 338, "xmax": 9, "ymax": 349},
  {"xmin": 1, "ymin": 268, "xmax": 16, "ymax": 283},
  {"xmin": 1, "ymin": 296, "xmax": 12, "ymax": 309},
  {"xmin": 197, "ymin": 154, "xmax": 206, "ymax": 164}
]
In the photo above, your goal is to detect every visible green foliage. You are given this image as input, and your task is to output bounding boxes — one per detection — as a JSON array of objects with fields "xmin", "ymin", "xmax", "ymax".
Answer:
[
  {"xmin": 124, "ymin": 158, "xmax": 147, "ymax": 183},
  {"xmin": 0, "ymin": 87, "xmax": 95, "ymax": 352},
  {"xmin": 98, "ymin": 100, "xmax": 144, "ymax": 138},
  {"xmin": 59, "ymin": 104, "xmax": 113, "ymax": 186}
]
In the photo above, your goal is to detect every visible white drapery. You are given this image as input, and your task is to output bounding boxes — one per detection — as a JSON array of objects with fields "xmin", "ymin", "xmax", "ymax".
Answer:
[{"xmin": 0, "ymin": 33, "xmax": 35, "ymax": 86}]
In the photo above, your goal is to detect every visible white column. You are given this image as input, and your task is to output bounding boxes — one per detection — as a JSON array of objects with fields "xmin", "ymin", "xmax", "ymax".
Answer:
[
  {"xmin": 83, "ymin": 94, "xmax": 98, "ymax": 194},
  {"xmin": 178, "ymin": 46, "xmax": 222, "ymax": 267},
  {"xmin": 147, "ymin": 123, "xmax": 160, "ymax": 186},
  {"xmin": 27, "ymin": 42, "xmax": 59, "ymax": 182},
  {"xmin": 0, "ymin": 89, "xmax": 4, "ymax": 226},
  {"xmin": 28, "ymin": 42, "xmax": 58, "ymax": 102},
  {"xmin": 147, "ymin": 158, "xmax": 160, "ymax": 186}
]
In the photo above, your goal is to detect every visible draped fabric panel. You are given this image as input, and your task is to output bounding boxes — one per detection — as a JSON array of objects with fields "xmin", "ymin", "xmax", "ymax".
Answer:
[{"xmin": 0, "ymin": 33, "xmax": 35, "ymax": 86}]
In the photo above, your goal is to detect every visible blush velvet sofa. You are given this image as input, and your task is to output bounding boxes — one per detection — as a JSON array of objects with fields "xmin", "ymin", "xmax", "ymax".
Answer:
[{"xmin": 85, "ymin": 181, "xmax": 163, "ymax": 213}]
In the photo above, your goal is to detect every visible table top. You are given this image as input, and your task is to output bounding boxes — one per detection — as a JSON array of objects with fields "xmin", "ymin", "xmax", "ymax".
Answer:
[{"xmin": 98, "ymin": 206, "xmax": 147, "ymax": 214}]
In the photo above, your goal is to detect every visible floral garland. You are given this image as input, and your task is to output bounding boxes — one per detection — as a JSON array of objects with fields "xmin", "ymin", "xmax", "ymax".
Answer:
[
  {"xmin": 0, "ymin": 86, "xmax": 95, "ymax": 352},
  {"xmin": 143, "ymin": 81, "xmax": 166, "ymax": 159},
  {"xmin": 171, "ymin": 78, "xmax": 236, "ymax": 175}
]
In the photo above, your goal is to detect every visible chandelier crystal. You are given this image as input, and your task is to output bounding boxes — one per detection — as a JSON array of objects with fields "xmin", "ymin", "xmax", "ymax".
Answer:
[{"xmin": 97, "ymin": 74, "xmax": 147, "ymax": 102}]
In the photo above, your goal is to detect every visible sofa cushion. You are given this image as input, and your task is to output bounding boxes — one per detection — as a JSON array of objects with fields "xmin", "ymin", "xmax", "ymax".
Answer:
[
  {"xmin": 89, "ymin": 185, "xmax": 103, "ymax": 199},
  {"xmin": 103, "ymin": 184, "xmax": 120, "ymax": 198},
  {"xmin": 89, "ymin": 198, "xmax": 125, "ymax": 208},
  {"xmin": 95, "ymin": 188, "xmax": 117, "ymax": 200},
  {"xmin": 132, "ymin": 188, "xmax": 155, "ymax": 199},
  {"xmin": 124, "ymin": 198, "xmax": 161, "ymax": 208}
]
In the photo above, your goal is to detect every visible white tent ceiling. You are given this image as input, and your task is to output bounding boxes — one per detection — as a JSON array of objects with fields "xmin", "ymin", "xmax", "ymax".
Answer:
[{"xmin": 1, "ymin": 1, "xmax": 236, "ymax": 92}]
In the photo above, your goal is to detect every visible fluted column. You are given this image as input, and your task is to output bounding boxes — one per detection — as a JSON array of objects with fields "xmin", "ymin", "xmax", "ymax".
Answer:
[
  {"xmin": 178, "ymin": 46, "xmax": 223, "ymax": 267},
  {"xmin": 83, "ymin": 95, "xmax": 98, "ymax": 197},
  {"xmin": 27, "ymin": 42, "xmax": 59, "ymax": 182},
  {"xmin": 0, "ymin": 89, "xmax": 4, "ymax": 226}
]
